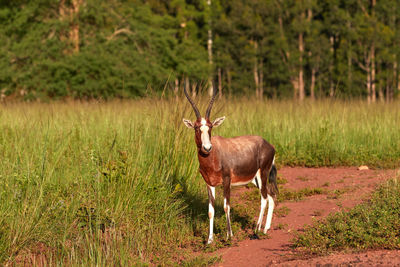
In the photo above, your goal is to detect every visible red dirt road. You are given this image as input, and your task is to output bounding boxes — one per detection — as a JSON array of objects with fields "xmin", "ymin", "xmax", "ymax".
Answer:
[{"xmin": 214, "ymin": 167, "xmax": 400, "ymax": 267}]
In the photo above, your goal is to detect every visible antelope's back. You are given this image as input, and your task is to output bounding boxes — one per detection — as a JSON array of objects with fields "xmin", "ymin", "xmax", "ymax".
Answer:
[{"xmin": 212, "ymin": 135, "xmax": 275, "ymax": 179}]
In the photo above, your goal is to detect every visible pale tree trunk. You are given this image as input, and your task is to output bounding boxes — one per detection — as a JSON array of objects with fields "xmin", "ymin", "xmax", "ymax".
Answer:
[
  {"xmin": 291, "ymin": 77, "xmax": 299, "ymax": 100},
  {"xmin": 370, "ymin": 0, "xmax": 376, "ymax": 102},
  {"xmin": 347, "ymin": 18, "xmax": 352, "ymax": 92},
  {"xmin": 185, "ymin": 76, "xmax": 190, "ymax": 97},
  {"xmin": 253, "ymin": 41, "xmax": 260, "ymax": 99},
  {"xmin": 348, "ymin": 46, "xmax": 352, "ymax": 90},
  {"xmin": 385, "ymin": 75, "xmax": 390, "ymax": 103},
  {"xmin": 191, "ymin": 82, "xmax": 197, "ymax": 98},
  {"xmin": 310, "ymin": 67, "xmax": 316, "ymax": 100},
  {"xmin": 371, "ymin": 43, "xmax": 376, "ymax": 102},
  {"xmin": 377, "ymin": 61, "xmax": 384, "ymax": 102},
  {"xmin": 207, "ymin": 0, "xmax": 214, "ymax": 96},
  {"xmin": 307, "ymin": 7, "xmax": 313, "ymax": 100},
  {"xmin": 59, "ymin": 0, "xmax": 83, "ymax": 54},
  {"xmin": 298, "ymin": 31, "xmax": 305, "ymax": 101},
  {"xmin": 366, "ymin": 53, "xmax": 371, "ymax": 103},
  {"xmin": 259, "ymin": 59, "xmax": 264, "ymax": 99},
  {"xmin": 174, "ymin": 78, "xmax": 179, "ymax": 101},
  {"xmin": 392, "ymin": 60, "xmax": 397, "ymax": 102},
  {"xmin": 70, "ymin": 0, "xmax": 82, "ymax": 53},
  {"xmin": 329, "ymin": 36, "xmax": 334, "ymax": 98},
  {"xmin": 218, "ymin": 67, "xmax": 222, "ymax": 99},
  {"xmin": 227, "ymin": 68, "xmax": 232, "ymax": 98}
]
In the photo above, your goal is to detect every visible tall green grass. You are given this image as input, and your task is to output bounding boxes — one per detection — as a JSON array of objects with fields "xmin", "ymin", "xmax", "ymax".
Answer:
[{"xmin": 0, "ymin": 99, "xmax": 398, "ymax": 265}]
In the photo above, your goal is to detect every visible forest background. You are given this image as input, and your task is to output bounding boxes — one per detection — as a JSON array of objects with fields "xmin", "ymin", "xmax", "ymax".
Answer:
[{"xmin": 1, "ymin": 0, "xmax": 399, "ymax": 101}]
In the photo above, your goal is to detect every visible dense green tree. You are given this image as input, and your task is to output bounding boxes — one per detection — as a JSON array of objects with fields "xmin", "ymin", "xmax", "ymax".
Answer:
[{"xmin": 0, "ymin": 0, "xmax": 399, "ymax": 100}]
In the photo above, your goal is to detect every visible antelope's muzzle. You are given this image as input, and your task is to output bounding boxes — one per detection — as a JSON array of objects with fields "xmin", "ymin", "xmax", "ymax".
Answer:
[{"xmin": 202, "ymin": 144, "xmax": 212, "ymax": 153}]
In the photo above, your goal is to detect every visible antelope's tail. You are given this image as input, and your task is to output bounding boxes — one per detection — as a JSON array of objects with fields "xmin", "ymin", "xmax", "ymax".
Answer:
[{"xmin": 268, "ymin": 163, "xmax": 279, "ymax": 199}]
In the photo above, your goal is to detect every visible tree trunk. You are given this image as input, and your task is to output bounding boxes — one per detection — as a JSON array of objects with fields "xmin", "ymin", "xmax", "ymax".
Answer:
[
  {"xmin": 385, "ymin": 75, "xmax": 390, "ymax": 103},
  {"xmin": 329, "ymin": 36, "xmax": 334, "ymax": 98},
  {"xmin": 185, "ymin": 76, "xmax": 190, "ymax": 96},
  {"xmin": 310, "ymin": 67, "xmax": 316, "ymax": 100},
  {"xmin": 192, "ymin": 82, "xmax": 197, "ymax": 98},
  {"xmin": 347, "ymin": 21, "xmax": 352, "ymax": 92},
  {"xmin": 366, "ymin": 53, "xmax": 371, "ymax": 103},
  {"xmin": 392, "ymin": 60, "xmax": 397, "ymax": 102},
  {"xmin": 174, "ymin": 78, "xmax": 179, "ymax": 101},
  {"xmin": 207, "ymin": 0, "xmax": 213, "ymax": 96},
  {"xmin": 70, "ymin": 0, "xmax": 82, "ymax": 53},
  {"xmin": 259, "ymin": 59, "xmax": 264, "ymax": 99},
  {"xmin": 299, "ymin": 31, "xmax": 305, "ymax": 101},
  {"xmin": 371, "ymin": 43, "xmax": 376, "ymax": 102},
  {"xmin": 253, "ymin": 41, "xmax": 260, "ymax": 99},
  {"xmin": 59, "ymin": 0, "xmax": 82, "ymax": 54},
  {"xmin": 218, "ymin": 67, "xmax": 222, "ymax": 99},
  {"xmin": 227, "ymin": 68, "xmax": 232, "ymax": 98}
]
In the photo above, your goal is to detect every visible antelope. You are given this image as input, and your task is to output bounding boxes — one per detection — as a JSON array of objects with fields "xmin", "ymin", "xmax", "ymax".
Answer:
[{"xmin": 182, "ymin": 87, "xmax": 278, "ymax": 244}]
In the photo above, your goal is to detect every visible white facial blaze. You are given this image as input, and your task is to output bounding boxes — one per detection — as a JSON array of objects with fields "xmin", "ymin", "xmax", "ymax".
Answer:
[{"xmin": 200, "ymin": 118, "xmax": 212, "ymax": 151}]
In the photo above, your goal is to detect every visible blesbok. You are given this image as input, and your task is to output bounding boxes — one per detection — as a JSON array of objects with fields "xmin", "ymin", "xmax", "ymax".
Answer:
[{"xmin": 182, "ymin": 87, "xmax": 278, "ymax": 244}]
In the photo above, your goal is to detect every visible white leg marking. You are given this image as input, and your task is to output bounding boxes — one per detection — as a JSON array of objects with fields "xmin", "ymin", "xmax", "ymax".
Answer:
[
  {"xmin": 207, "ymin": 186, "xmax": 215, "ymax": 244},
  {"xmin": 264, "ymin": 194, "xmax": 275, "ymax": 234},
  {"xmin": 224, "ymin": 198, "xmax": 233, "ymax": 238},
  {"xmin": 254, "ymin": 169, "xmax": 266, "ymax": 231},
  {"xmin": 257, "ymin": 196, "xmax": 267, "ymax": 232}
]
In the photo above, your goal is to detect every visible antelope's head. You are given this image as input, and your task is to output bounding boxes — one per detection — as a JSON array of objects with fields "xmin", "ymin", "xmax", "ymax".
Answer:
[{"xmin": 183, "ymin": 87, "xmax": 225, "ymax": 154}]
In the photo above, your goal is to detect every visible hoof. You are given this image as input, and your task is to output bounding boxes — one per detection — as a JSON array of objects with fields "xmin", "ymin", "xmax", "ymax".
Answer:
[
  {"xmin": 250, "ymin": 233, "xmax": 259, "ymax": 240},
  {"xmin": 207, "ymin": 238, "xmax": 213, "ymax": 245}
]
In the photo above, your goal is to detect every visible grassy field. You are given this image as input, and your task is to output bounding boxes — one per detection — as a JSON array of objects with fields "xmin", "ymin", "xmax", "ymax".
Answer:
[
  {"xmin": 0, "ymin": 98, "xmax": 399, "ymax": 265},
  {"xmin": 294, "ymin": 177, "xmax": 400, "ymax": 254}
]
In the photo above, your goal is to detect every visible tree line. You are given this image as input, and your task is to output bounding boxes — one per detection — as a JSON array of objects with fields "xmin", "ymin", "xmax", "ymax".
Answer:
[{"xmin": 0, "ymin": 0, "xmax": 399, "ymax": 101}]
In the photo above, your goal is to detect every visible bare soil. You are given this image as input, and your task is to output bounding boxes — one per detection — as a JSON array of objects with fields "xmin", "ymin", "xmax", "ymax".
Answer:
[{"xmin": 214, "ymin": 167, "xmax": 400, "ymax": 267}]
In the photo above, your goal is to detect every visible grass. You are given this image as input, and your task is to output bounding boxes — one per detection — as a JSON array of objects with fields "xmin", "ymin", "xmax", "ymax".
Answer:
[
  {"xmin": 293, "ymin": 178, "xmax": 400, "ymax": 254},
  {"xmin": 0, "ymin": 98, "xmax": 399, "ymax": 265},
  {"xmin": 278, "ymin": 187, "xmax": 327, "ymax": 202}
]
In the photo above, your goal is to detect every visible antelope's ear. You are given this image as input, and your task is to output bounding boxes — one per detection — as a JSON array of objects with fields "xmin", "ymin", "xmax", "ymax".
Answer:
[
  {"xmin": 183, "ymin": 119, "xmax": 194, "ymax": 128},
  {"xmin": 212, "ymin": 116, "xmax": 225, "ymax": 127}
]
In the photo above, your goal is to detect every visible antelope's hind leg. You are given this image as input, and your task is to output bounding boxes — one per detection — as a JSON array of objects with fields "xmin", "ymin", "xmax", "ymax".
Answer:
[
  {"xmin": 223, "ymin": 177, "xmax": 233, "ymax": 239},
  {"xmin": 257, "ymin": 167, "xmax": 276, "ymax": 234},
  {"xmin": 254, "ymin": 169, "xmax": 267, "ymax": 232},
  {"xmin": 207, "ymin": 186, "xmax": 215, "ymax": 244},
  {"xmin": 263, "ymin": 164, "xmax": 278, "ymax": 234},
  {"xmin": 264, "ymin": 194, "xmax": 275, "ymax": 234}
]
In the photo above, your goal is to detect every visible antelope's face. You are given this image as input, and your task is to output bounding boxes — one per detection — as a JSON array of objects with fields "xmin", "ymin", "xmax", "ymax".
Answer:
[
  {"xmin": 183, "ymin": 117, "xmax": 225, "ymax": 154},
  {"xmin": 182, "ymin": 85, "xmax": 224, "ymax": 154}
]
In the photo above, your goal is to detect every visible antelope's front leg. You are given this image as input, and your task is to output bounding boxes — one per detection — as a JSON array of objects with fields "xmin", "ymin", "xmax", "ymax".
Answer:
[
  {"xmin": 207, "ymin": 186, "xmax": 215, "ymax": 244},
  {"xmin": 223, "ymin": 178, "xmax": 233, "ymax": 239}
]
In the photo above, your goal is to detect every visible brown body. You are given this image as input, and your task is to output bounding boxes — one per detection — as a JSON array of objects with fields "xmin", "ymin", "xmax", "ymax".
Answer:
[
  {"xmin": 198, "ymin": 135, "xmax": 275, "ymax": 198},
  {"xmin": 183, "ymin": 86, "xmax": 278, "ymax": 244}
]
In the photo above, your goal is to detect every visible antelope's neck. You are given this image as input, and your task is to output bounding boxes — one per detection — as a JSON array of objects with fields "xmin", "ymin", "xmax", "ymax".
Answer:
[{"xmin": 197, "ymin": 145, "xmax": 222, "ymax": 187}]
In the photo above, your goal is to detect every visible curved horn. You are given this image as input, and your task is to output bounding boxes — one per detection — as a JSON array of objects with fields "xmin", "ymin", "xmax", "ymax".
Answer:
[
  {"xmin": 205, "ymin": 82, "xmax": 216, "ymax": 119},
  {"xmin": 183, "ymin": 82, "xmax": 201, "ymax": 119}
]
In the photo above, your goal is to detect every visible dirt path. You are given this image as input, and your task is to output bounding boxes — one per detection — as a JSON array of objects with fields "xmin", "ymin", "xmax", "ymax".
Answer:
[{"xmin": 214, "ymin": 167, "xmax": 400, "ymax": 266}]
